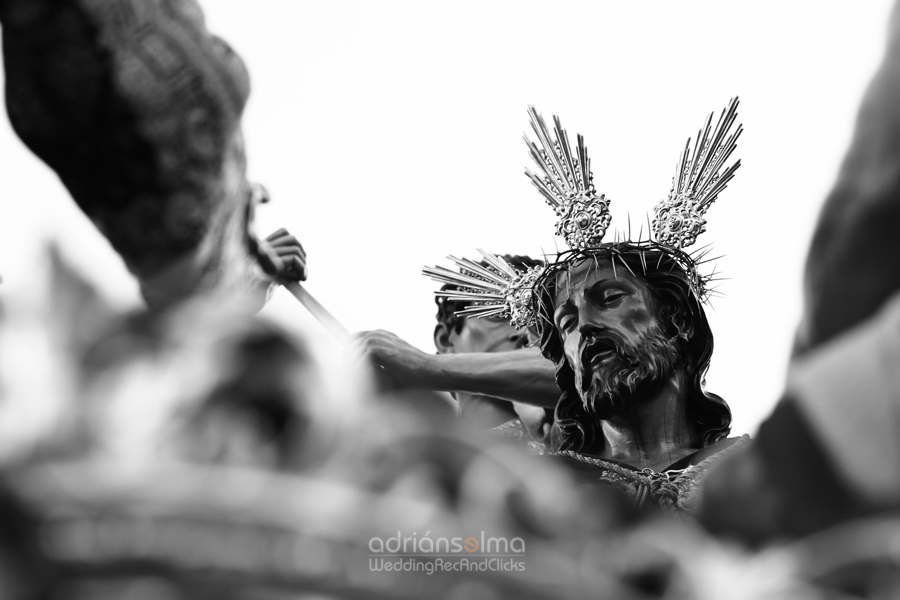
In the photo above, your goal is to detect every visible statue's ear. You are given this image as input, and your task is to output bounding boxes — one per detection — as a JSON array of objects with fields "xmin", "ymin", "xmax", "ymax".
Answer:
[
  {"xmin": 672, "ymin": 311, "xmax": 695, "ymax": 343},
  {"xmin": 433, "ymin": 322, "xmax": 455, "ymax": 354}
]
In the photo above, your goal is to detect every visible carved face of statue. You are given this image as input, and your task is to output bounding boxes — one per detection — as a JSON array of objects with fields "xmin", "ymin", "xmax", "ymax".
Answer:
[{"xmin": 552, "ymin": 258, "xmax": 682, "ymax": 418}]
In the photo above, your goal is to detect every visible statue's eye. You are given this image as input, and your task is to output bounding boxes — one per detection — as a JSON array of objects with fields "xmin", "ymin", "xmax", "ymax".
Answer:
[
  {"xmin": 601, "ymin": 292, "xmax": 626, "ymax": 307},
  {"xmin": 557, "ymin": 314, "xmax": 577, "ymax": 333}
]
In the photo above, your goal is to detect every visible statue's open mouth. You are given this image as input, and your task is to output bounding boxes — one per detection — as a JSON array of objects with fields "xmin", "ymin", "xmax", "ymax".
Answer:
[{"xmin": 581, "ymin": 336, "xmax": 620, "ymax": 371}]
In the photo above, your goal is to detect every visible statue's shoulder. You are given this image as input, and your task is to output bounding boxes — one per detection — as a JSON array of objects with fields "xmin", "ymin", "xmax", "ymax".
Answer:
[
  {"xmin": 551, "ymin": 435, "xmax": 752, "ymax": 512},
  {"xmin": 675, "ymin": 434, "xmax": 752, "ymax": 470}
]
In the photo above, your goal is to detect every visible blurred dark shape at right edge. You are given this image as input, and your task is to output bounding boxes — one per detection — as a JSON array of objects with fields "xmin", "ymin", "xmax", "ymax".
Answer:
[{"xmin": 697, "ymin": 0, "xmax": 900, "ymax": 552}]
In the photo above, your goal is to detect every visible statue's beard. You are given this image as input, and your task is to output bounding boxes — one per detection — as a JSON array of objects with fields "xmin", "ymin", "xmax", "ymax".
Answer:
[{"xmin": 574, "ymin": 326, "xmax": 682, "ymax": 420}]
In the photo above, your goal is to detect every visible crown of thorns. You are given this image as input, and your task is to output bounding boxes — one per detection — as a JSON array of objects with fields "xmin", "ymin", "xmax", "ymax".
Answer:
[{"xmin": 424, "ymin": 98, "xmax": 741, "ymax": 329}]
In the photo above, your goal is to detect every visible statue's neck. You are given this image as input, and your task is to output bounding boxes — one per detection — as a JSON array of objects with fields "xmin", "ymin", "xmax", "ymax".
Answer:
[{"xmin": 598, "ymin": 373, "xmax": 699, "ymax": 471}]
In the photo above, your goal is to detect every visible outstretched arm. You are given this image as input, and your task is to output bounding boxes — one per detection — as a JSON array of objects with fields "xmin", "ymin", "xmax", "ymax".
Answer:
[
  {"xmin": 347, "ymin": 330, "xmax": 559, "ymax": 408},
  {"xmin": 427, "ymin": 350, "xmax": 558, "ymax": 408}
]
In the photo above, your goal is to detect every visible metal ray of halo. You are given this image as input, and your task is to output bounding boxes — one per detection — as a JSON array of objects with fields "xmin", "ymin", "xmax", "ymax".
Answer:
[
  {"xmin": 524, "ymin": 106, "xmax": 611, "ymax": 250},
  {"xmin": 652, "ymin": 97, "xmax": 742, "ymax": 251},
  {"xmin": 422, "ymin": 250, "xmax": 546, "ymax": 329}
]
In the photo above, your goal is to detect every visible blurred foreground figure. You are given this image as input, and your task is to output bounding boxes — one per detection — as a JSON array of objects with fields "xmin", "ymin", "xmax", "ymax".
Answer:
[
  {"xmin": 423, "ymin": 101, "xmax": 747, "ymax": 512},
  {"xmin": 0, "ymin": 0, "xmax": 305, "ymax": 308},
  {"xmin": 0, "ymin": 249, "xmax": 703, "ymax": 600},
  {"xmin": 0, "ymin": 252, "xmax": 885, "ymax": 600},
  {"xmin": 698, "ymin": 0, "xmax": 900, "ymax": 554}
]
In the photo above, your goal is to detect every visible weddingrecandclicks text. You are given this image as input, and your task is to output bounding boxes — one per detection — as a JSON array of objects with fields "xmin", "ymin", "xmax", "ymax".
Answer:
[{"xmin": 369, "ymin": 557, "xmax": 525, "ymax": 575}]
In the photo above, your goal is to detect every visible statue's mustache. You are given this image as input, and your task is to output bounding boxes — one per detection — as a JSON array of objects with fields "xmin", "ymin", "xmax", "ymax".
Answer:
[
  {"xmin": 579, "ymin": 332, "xmax": 635, "ymax": 368},
  {"xmin": 575, "ymin": 324, "xmax": 680, "ymax": 417},
  {"xmin": 578, "ymin": 331, "xmax": 637, "ymax": 394}
]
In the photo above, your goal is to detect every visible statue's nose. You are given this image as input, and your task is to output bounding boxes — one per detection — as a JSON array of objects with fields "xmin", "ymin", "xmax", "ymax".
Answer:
[{"xmin": 578, "ymin": 322, "xmax": 605, "ymax": 341}]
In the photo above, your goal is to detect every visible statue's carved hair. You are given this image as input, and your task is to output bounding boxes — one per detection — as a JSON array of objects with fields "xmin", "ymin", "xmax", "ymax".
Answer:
[{"xmin": 534, "ymin": 245, "xmax": 732, "ymax": 453}]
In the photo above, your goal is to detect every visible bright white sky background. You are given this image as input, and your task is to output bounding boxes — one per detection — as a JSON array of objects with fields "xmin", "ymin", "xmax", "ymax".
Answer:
[{"xmin": 0, "ymin": 0, "xmax": 894, "ymax": 437}]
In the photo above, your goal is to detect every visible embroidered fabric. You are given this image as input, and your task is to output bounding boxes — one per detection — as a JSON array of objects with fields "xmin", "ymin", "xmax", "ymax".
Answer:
[{"xmin": 555, "ymin": 435, "xmax": 751, "ymax": 513}]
